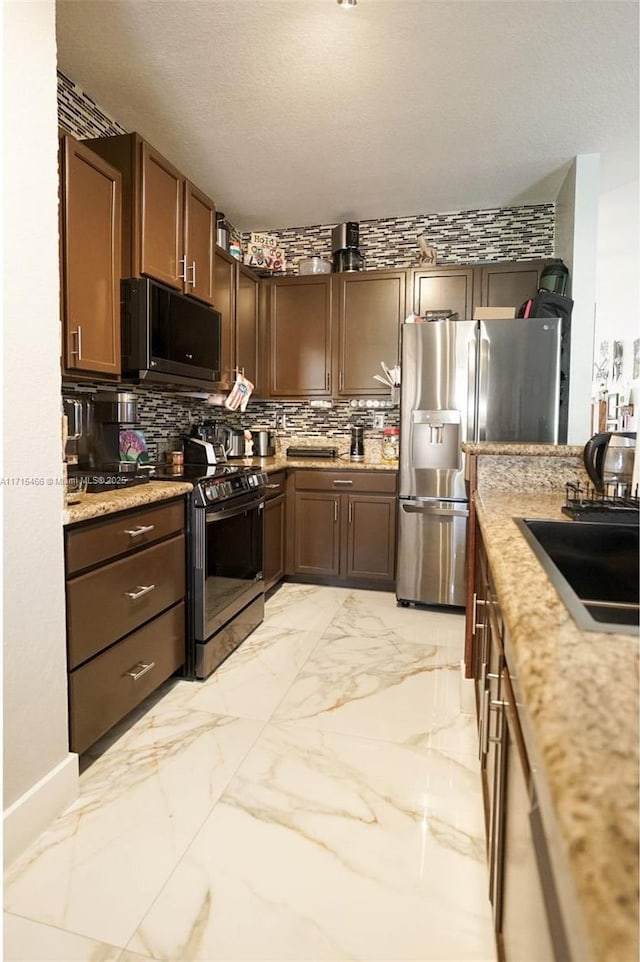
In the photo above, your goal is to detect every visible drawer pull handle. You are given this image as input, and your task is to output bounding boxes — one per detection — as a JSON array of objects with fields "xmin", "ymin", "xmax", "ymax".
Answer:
[
  {"xmin": 126, "ymin": 661, "xmax": 156, "ymax": 681},
  {"xmin": 126, "ymin": 584, "xmax": 156, "ymax": 601},
  {"xmin": 332, "ymin": 479, "xmax": 353, "ymax": 485},
  {"xmin": 125, "ymin": 524, "xmax": 155, "ymax": 538}
]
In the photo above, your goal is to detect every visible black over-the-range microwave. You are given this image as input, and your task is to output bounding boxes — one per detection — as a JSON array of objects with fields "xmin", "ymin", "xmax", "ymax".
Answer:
[{"xmin": 121, "ymin": 277, "xmax": 222, "ymax": 390}]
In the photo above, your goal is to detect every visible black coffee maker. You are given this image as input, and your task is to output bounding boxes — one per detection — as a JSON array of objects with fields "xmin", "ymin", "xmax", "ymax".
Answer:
[
  {"xmin": 350, "ymin": 425, "xmax": 365, "ymax": 461},
  {"xmin": 92, "ymin": 391, "xmax": 148, "ymax": 473},
  {"xmin": 332, "ymin": 221, "xmax": 364, "ymax": 273}
]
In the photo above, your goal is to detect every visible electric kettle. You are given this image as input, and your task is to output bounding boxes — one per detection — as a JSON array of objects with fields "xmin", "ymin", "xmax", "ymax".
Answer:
[{"xmin": 583, "ymin": 431, "xmax": 636, "ymax": 493}]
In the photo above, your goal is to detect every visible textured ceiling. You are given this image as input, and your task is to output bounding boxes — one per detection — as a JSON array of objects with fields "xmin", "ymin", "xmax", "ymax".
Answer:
[{"xmin": 55, "ymin": 0, "xmax": 639, "ymax": 231}]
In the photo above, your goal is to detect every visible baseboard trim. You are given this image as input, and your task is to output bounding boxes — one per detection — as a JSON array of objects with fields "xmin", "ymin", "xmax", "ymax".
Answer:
[{"xmin": 3, "ymin": 753, "xmax": 79, "ymax": 868}]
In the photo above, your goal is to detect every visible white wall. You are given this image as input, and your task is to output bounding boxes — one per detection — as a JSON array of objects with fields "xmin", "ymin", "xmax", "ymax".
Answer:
[
  {"xmin": 3, "ymin": 0, "xmax": 78, "ymax": 864},
  {"xmin": 595, "ymin": 150, "xmax": 640, "ymax": 487},
  {"xmin": 554, "ymin": 154, "xmax": 600, "ymax": 445},
  {"xmin": 594, "ymin": 151, "xmax": 639, "ymax": 417}
]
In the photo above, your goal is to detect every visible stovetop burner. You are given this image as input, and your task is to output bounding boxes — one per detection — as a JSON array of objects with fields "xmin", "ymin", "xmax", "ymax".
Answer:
[{"xmin": 562, "ymin": 482, "xmax": 639, "ymax": 524}]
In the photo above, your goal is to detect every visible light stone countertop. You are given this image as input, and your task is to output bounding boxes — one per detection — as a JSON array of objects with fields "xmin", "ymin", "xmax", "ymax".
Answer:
[
  {"xmin": 462, "ymin": 441, "xmax": 585, "ymax": 457},
  {"xmin": 475, "ymin": 487, "xmax": 639, "ymax": 962},
  {"xmin": 63, "ymin": 480, "xmax": 193, "ymax": 526},
  {"xmin": 235, "ymin": 454, "xmax": 399, "ymax": 473}
]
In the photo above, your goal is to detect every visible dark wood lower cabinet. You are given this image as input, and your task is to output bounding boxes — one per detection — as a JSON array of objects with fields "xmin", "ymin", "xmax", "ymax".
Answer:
[
  {"xmin": 263, "ymin": 471, "xmax": 287, "ymax": 591},
  {"xmin": 345, "ymin": 494, "xmax": 396, "ymax": 582},
  {"xmin": 469, "ymin": 524, "xmax": 570, "ymax": 962},
  {"xmin": 65, "ymin": 498, "xmax": 187, "ymax": 755},
  {"xmin": 288, "ymin": 471, "xmax": 397, "ymax": 588}
]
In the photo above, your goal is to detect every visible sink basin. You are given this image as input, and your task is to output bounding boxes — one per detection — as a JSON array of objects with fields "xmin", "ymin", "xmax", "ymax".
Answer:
[{"xmin": 516, "ymin": 519, "xmax": 639, "ymax": 635}]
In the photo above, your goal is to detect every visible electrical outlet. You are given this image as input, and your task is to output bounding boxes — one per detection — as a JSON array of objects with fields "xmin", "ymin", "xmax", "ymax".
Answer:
[{"xmin": 372, "ymin": 413, "xmax": 385, "ymax": 429}]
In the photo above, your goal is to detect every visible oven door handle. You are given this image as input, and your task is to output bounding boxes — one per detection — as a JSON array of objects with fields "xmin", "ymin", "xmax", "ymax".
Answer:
[{"xmin": 204, "ymin": 498, "xmax": 263, "ymax": 523}]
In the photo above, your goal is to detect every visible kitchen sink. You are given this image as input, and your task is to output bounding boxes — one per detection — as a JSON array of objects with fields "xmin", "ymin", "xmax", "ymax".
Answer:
[{"xmin": 516, "ymin": 519, "xmax": 639, "ymax": 635}]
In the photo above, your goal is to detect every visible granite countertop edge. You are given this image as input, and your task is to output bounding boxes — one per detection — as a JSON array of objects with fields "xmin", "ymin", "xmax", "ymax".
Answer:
[
  {"xmin": 63, "ymin": 480, "xmax": 194, "ymax": 526},
  {"xmin": 239, "ymin": 455, "xmax": 399, "ymax": 473},
  {"xmin": 474, "ymin": 486, "xmax": 639, "ymax": 962},
  {"xmin": 462, "ymin": 441, "xmax": 584, "ymax": 457}
]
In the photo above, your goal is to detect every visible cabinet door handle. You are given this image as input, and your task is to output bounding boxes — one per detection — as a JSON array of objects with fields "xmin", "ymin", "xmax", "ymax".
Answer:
[
  {"xmin": 480, "ymin": 687, "xmax": 490, "ymax": 760},
  {"xmin": 332, "ymin": 479, "xmax": 353, "ymax": 485},
  {"xmin": 339, "ymin": 371, "xmax": 344, "ymax": 391},
  {"xmin": 179, "ymin": 255, "xmax": 187, "ymax": 282},
  {"xmin": 348, "ymin": 501, "xmax": 353, "ymax": 524},
  {"xmin": 71, "ymin": 326, "xmax": 83, "ymax": 360},
  {"xmin": 125, "ymin": 584, "xmax": 156, "ymax": 601},
  {"xmin": 125, "ymin": 524, "xmax": 155, "ymax": 538},
  {"xmin": 189, "ymin": 260, "xmax": 196, "ymax": 287},
  {"xmin": 334, "ymin": 500, "xmax": 338, "ymax": 522},
  {"xmin": 326, "ymin": 371, "xmax": 331, "ymax": 391},
  {"xmin": 126, "ymin": 661, "xmax": 156, "ymax": 681}
]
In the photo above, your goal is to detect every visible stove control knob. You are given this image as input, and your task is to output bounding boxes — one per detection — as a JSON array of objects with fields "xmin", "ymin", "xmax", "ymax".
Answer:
[{"xmin": 205, "ymin": 483, "xmax": 216, "ymax": 502}]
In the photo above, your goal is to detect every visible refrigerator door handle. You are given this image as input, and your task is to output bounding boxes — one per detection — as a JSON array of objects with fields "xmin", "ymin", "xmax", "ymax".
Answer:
[
  {"xmin": 476, "ymin": 326, "xmax": 489, "ymax": 441},
  {"xmin": 401, "ymin": 502, "xmax": 469, "ymax": 519}
]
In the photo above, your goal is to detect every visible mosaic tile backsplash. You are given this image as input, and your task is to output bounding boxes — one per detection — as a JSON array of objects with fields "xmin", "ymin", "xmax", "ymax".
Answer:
[{"xmin": 58, "ymin": 69, "xmax": 555, "ymax": 452}]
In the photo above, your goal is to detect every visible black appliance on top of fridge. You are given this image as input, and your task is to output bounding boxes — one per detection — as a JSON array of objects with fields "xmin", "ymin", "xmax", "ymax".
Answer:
[{"xmin": 396, "ymin": 317, "xmax": 569, "ymax": 608}]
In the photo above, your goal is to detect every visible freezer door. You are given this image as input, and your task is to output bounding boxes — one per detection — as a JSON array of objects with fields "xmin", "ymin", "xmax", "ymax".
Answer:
[
  {"xmin": 399, "ymin": 321, "xmax": 476, "ymax": 499},
  {"xmin": 476, "ymin": 318, "xmax": 562, "ymax": 443},
  {"xmin": 396, "ymin": 498, "xmax": 468, "ymax": 607}
]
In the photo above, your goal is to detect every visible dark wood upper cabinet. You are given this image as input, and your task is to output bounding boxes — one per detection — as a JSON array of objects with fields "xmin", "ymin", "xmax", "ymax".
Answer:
[
  {"xmin": 266, "ymin": 275, "xmax": 332, "ymax": 397},
  {"xmin": 410, "ymin": 266, "xmax": 474, "ymax": 319},
  {"xmin": 84, "ymin": 132, "xmax": 216, "ymax": 306},
  {"xmin": 213, "ymin": 250, "xmax": 260, "ymax": 392},
  {"xmin": 474, "ymin": 259, "xmax": 551, "ymax": 312},
  {"xmin": 333, "ymin": 270, "xmax": 405, "ymax": 396},
  {"xmin": 139, "ymin": 141, "xmax": 183, "ymax": 289},
  {"xmin": 60, "ymin": 135, "xmax": 122, "ymax": 377},
  {"xmin": 183, "ymin": 180, "xmax": 216, "ymax": 306},
  {"xmin": 236, "ymin": 264, "xmax": 260, "ymax": 392},
  {"xmin": 214, "ymin": 246, "xmax": 236, "ymax": 388}
]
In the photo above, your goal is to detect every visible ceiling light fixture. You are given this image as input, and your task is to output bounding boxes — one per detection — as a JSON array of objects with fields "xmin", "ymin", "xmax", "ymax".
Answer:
[{"xmin": 337, "ymin": 0, "xmax": 357, "ymax": 8}]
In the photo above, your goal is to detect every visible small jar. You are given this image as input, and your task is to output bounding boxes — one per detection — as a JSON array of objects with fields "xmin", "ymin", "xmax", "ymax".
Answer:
[{"xmin": 382, "ymin": 427, "xmax": 399, "ymax": 462}]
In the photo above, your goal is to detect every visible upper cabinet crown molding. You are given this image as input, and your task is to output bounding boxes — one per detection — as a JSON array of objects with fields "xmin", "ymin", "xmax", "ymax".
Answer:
[{"xmin": 81, "ymin": 132, "xmax": 216, "ymax": 307}]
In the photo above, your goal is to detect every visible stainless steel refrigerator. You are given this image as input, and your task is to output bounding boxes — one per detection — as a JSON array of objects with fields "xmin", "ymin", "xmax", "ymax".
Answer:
[{"xmin": 396, "ymin": 318, "xmax": 565, "ymax": 607}]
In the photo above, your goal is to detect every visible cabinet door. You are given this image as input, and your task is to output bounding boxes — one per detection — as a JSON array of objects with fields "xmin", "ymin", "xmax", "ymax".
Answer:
[
  {"xmin": 263, "ymin": 494, "xmax": 286, "ymax": 590},
  {"xmin": 184, "ymin": 181, "xmax": 215, "ymax": 305},
  {"xmin": 475, "ymin": 260, "xmax": 550, "ymax": 313},
  {"xmin": 411, "ymin": 266, "xmax": 474, "ymax": 319},
  {"xmin": 497, "ymin": 676, "xmax": 557, "ymax": 961},
  {"xmin": 139, "ymin": 141, "xmax": 184, "ymax": 289},
  {"xmin": 293, "ymin": 492, "xmax": 340, "ymax": 576},
  {"xmin": 334, "ymin": 271, "xmax": 405, "ymax": 396},
  {"xmin": 214, "ymin": 247, "xmax": 236, "ymax": 388},
  {"xmin": 237, "ymin": 265, "xmax": 260, "ymax": 391},
  {"xmin": 62, "ymin": 136, "xmax": 122, "ymax": 376},
  {"xmin": 345, "ymin": 494, "xmax": 396, "ymax": 584},
  {"xmin": 268, "ymin": 276, "xmax": 332, "ymax": 397}
]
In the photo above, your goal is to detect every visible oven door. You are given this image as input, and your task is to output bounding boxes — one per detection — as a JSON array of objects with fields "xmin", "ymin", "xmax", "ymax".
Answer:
[{"xmin": 192, "ymin": 492, "xmax": 264, "ymax": 643}]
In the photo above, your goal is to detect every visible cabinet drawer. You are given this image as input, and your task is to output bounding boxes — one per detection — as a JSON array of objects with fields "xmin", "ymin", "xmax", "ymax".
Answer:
[
  {"xmin": 69, "ymin": 601, "xmax": 185, "ymax": 755},
  {"xmin": 293, "ymin": 470, "xmax": 397, "ymax": 494},
  {"xmin": 66, "ymin": 499, "xmax": 184, "ymax": 574},
  {"xmin": 67, "ymin": 534, "xmax": 185, "ymax": 668},
  {"xmin": 264, "ymin": 470, "xmax": 286, "ymax": 500}
]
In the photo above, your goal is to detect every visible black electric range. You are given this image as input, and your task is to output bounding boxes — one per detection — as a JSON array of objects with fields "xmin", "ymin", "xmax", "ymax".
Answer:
[{"xmin": 153, "ymin": 462, "xmax": 268, "ymax": 507}]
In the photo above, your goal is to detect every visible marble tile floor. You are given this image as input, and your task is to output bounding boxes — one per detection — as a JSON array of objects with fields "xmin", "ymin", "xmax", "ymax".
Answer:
[{"xmin": 4, "ymin": 584, "xmax": 496, "ymax": 962}]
